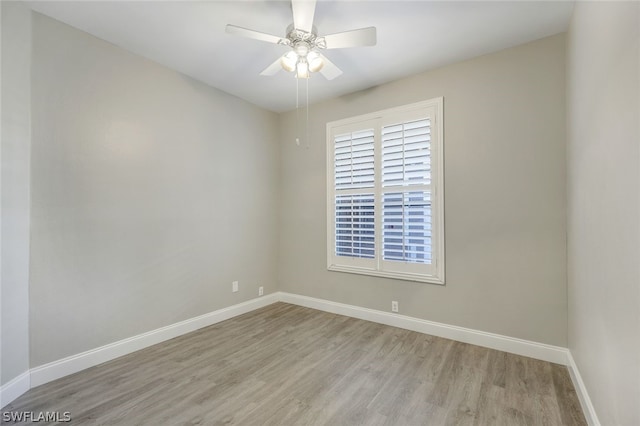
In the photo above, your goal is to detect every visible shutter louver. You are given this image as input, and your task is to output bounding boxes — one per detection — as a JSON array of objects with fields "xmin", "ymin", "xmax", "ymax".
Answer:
[
  {"xmin": 335, "ymin": 194, "xmax": 375, "ymax": 259},
  {"xmin": 335, "ymin": 129, "xmax": 375, "ymax": 189},
  {"xmin": 382, "ymin": 191, "xmax": 432, "ymax": 264},
  {"xmin": 382, "ymin": 119, "xmax": 431, "ymax": 187}
]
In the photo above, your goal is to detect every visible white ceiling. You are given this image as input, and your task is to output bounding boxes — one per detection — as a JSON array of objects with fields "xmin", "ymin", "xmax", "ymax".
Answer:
[{"xmin": 27, "ymin": 1, "xmax": 574, "ymax": 112}]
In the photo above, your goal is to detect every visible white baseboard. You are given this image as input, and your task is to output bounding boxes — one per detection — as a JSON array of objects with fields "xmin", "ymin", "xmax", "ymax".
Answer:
[
  {"xmin": 30, "ymin": 293, "xmax": 279, "ymax": 388},
  {"xmin": 5, "ymin": 290, "xmax": 597, "ymax": 424},
  {"xmin": 280, "ymin": 292, "xmax": 601, "ymax": 422},
  {"xmin": 24, "ymin": 292, "xmax": 571, "ymax": 389},
  {"xmin": 279, "ymin": 292, "xmax": 570, "ymax": 365},
  {"xmin": 567, "ymin": 352, "xmax": 601, "ymax": 426},
  {"xmin": 0, "ymin": 371, "xmax": 30, "ymax": 409}
]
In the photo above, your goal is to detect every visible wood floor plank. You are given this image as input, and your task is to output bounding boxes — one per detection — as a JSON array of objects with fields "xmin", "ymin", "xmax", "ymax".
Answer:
[
  {"xmin": 551, "ymin": 363, "xmax": 588, "ymax": 426},
  {"xmin": 2, "ymin": 303, "xmax": 586, "ymax": 425}
]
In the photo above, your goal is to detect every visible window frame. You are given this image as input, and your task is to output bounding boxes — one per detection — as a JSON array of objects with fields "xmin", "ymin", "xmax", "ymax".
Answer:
[{"xmin": 326, "ymin": 98, "xmax": 445, "ymax": 285}]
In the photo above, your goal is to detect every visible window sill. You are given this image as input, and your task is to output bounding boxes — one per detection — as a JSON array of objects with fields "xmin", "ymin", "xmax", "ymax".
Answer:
[{"xmin": 327, "ymin": 264, "xmax": 445, "ymax": 285}]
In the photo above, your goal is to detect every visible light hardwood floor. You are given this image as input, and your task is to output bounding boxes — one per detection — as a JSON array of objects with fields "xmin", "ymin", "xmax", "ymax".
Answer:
[{"xmin": 3, "ymin": 303, "xmax": 586, "ymax": 425}]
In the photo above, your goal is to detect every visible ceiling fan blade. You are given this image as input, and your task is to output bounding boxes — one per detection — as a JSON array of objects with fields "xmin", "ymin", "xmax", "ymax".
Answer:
[
  {"xmin": 226, "ymin": 24, "xmax": 287, "ymax": 45},
  {"xmin": 292, "ymin": 0, "xmax": 316, "ymax": 33},
  {"xmin": 260, "ymin": 56, "xmax": 284, "ymax": 76},
  {"xmin": 321, "ymin": 27, "xmax": 377, "ymax": 49},
  {"xmin": 318, "ymin": 54, "xmax": 342, "ymax": 80}
]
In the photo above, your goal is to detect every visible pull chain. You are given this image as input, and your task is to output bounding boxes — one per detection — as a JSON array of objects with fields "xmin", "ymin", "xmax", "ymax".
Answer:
[
  {"xmin": 306, "ymin": 76, "xmax": 310, "ymax": 149},
  {"xmin": 295, "ymin": 76, "xmax": 300, "ymax": 146},
  {"xmin": 294, "ymin": 75, "xmax": 310, "ymax": 149}
]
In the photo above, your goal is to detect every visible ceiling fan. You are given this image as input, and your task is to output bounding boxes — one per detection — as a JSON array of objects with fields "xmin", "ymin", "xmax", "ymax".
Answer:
[{"xmin": 225, "ymin": 0, "xmax": 376, "ymax": 80}]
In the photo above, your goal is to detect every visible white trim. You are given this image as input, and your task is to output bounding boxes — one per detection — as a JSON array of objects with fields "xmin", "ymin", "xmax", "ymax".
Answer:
[
  {"xmin": 30, "ymin": 293, "xmax": 279, "ymax": 387},
  {"xmin": 279, "ymin": 292, "xmax": 569, "ymax": 365},
  {"xmin": 0, "ymin": 371, "xmax": 30, "ymax": 409},
  {"xmin": 566, "ymin": 352, "xmax": 601, "ymax": 426},
  {"xmin": 326, "ymin": 97, "xmax": 445, "ymax": 285},
  {"xmin": 3, "ymin": 291, "xmax": 597, "ymax": 425},
  {"xmin": 29, "ymin": 291, "xmax": 571, "ymax": 388},
  {"xmin": 327, "ymin": 264, "xmax": 444, "ymax": 284}
]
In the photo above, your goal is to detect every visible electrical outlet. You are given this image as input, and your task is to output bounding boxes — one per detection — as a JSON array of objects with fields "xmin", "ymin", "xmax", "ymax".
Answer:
[
  {"xmin": 391, "ymin": 301, "xmax": 399, "ymax": 313},
  {"xmin": 258, "ymin": 286, "xmax": 264, "ymax": 296},
  {"xmin": 232, "ymin": 281, "xmax": 239, "ymax": 293}
]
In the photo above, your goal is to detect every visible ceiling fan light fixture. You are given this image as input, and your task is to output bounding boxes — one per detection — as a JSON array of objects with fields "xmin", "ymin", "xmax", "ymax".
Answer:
[
  {"xmin": 307, "ymin": 51, "xmax": 324, "ymax": 72},
  {"xmin": 296, "ymin": 60, "xmax": 310, "ymax": 79},
  {"xmin": 281, "ymin": 51, "xmax": 298, "ymax": 72},
  {"xmin": 227, "ymin": 0, "xmax": 377, "ymax": 81}
]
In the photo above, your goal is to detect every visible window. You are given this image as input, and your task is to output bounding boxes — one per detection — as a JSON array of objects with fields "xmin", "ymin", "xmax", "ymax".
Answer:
[{"xmin": 326, "ymin": 98, "xmax": 444, "ymax": 284}]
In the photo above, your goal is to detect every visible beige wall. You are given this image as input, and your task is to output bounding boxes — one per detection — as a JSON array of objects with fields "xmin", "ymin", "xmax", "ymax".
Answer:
[
  {"xmin": 567, "ymin": 3, "xmax": 640, "ymax": 425},
  {"xmin": 29, "ymin": 13, "xmax": 280, "ymax": 367},
  {"xmin": 1, "ymin": 1, "xmax": 32, "ymax": 386},
  {"xmin": 279, "ymin": 34, "xmax": 567, "ymax": 346}
]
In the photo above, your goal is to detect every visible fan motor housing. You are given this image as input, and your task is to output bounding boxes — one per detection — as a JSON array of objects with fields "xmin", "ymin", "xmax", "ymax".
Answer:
[{"xmin": 286, "ymin": 24, "xmax": 318, "ymax": 46}]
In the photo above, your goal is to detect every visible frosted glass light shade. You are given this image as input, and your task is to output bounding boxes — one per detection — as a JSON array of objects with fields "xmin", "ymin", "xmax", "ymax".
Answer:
[
  {"xmin": 281, "ymin": 51, "xmax": 298, "ymax": 72},
  {"xmin": 296, "ymin": 60, "xmax": 309, "ymax": 79},
  {"xmin": 307, "ymin": 51, "xmax": 324, "ymax": 72}
]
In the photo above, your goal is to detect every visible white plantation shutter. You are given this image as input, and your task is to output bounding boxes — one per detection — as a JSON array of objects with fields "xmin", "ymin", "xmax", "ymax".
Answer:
[
  {"xmin": 327, "ymin": 98, "xmax": 444, "ymax": 284},
  {"xmin": 332, "ymin": 127, "xmax": 377, "ymax": 267},
  {"xmin": 335, "ymin": 130, "xmax": 375, "ymax": 189},
  {"xmin": 335, "ymin": 194, "xmax": 375, "ymax": 259},
  {"xmin": 382, "ymin": 119, "xmax": 431, "ymax": 187},
  {"xmin": 381, "ymin": 118, "xmax": 433, "ymax": 266},
  {"xmin": 382, "ymin": 191, "xmax": 432, "ymax": 263}
]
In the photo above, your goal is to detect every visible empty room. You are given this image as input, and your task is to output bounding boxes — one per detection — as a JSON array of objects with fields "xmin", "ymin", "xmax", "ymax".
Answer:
[{"xmin": 1, "ymin": 0, "xmax": 638, "ymax": 424}]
